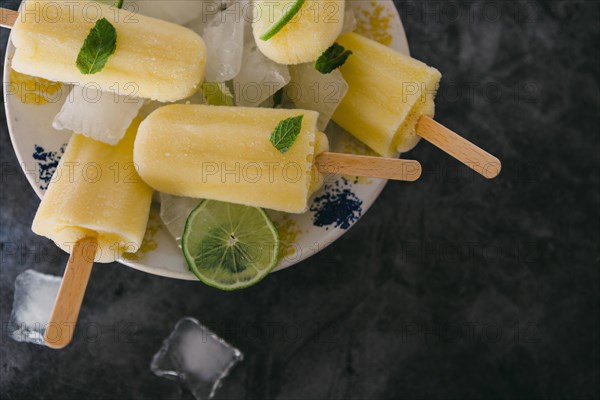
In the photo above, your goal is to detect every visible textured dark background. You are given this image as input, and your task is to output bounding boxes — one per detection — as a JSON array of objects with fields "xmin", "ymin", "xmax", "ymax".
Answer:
[{"xmin": 1, "ymin": 0, "xmax": 599, "ymax": 399}]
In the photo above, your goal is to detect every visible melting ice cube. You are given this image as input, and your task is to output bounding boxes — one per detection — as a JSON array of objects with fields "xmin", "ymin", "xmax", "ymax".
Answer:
[
  {"xmin": 287, "ymin": 64, "xmax": 349, "ymax": 131},
  {"xmin": 202, "ymin": 1, "xmax": 246, "ymax": 82},
  {"xmin": 8, "ymin": 270, "xmax": 61, "ymax": 345},
  {"xmin": 159, "ymin": 193, "xmax": 200, "ymax": 245},
  {"xmin": 53, "ymin": 85, "xmax": 143, "ymax": 145},
  {"xmin": 232, "ymin": 22, "xmax": 290, "ymax": 107},
  {"xmin": 151, "ymin": 317, "xmax": 243, "ymax": 400}
]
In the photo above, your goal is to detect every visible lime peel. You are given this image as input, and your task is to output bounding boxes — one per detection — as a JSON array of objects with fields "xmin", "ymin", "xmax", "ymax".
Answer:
[
  {"xmin": 182, "ymin": 200, "xmax": 281, "ymax": 290},
  {"xmin": 259, "ymin": 0, "xmax": 306, "ymax": 41}
]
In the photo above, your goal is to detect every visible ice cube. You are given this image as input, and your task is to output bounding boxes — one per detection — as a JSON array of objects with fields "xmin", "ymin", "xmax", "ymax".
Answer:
[
  {"xmin": 126, "ymin": 0, "xmax": 205, "ymax": 25},
  {"xmin": 286, "ymin": 64, "xmax": 349, "ymax": 130},
  {"xmin": 159, "ymin": 193, "xmax": 200, "ymax": 245},
  {"xmin": 186, "ymin": 15, "xmax": 208, "ymax": 37},
  {"xmin": 53, "ymin": 85, "xmax": 143, "ymax": 145},
  {"xmin": 186, "ymin": 0, "xmax": 237, "ymax": 36},
  {"xmin": 151, "ymin": 317, "xmax": 243, "ymax": 400},
  {"xmin": 232, "ymin": 22, "xmax": 290, "ymax": 107},
  {"xmin": 202, "ymin": 1, "xmax": 246, "ymax": 82},
  {"xmin": 8, "ymin": 270, "xmax": 61, "ymax": 345}
]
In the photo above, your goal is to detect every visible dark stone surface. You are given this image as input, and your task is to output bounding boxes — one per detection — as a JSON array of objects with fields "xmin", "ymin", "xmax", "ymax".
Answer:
[{"xmin": 1, "ymin": 0, "xmax": 598, "ymax": 399}]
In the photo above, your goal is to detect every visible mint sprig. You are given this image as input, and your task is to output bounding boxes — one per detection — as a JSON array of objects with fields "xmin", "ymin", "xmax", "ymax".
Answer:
[
  {"xmin": 315, "ymin": 43, "xmax": 352, "ymax": 74},
  {"xmin": 76, "ymin": 18, "xmax": 117, "ymax": 75},
  {"xmin": 270, "ymin": 115, "xmax": 303, "ymax": 153}
]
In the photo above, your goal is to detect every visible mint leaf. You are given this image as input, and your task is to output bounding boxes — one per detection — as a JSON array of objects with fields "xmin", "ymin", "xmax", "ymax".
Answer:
[
  {"xmin": 76, "ymin": 18, "xmax": 117, "ymax": 75},
  {"xmin": 270, "ymin": 115, "xmax": 303, "ymax": 153},
  {"xmin": 202, "ymin": 82, "xmax": 234, "ymax": 106},
  {"xmin": 315, "ymin": 43, "xmax": 352, "ymax": 74}
]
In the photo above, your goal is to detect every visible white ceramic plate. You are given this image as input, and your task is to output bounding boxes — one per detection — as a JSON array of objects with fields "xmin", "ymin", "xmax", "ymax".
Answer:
[{"xmin": 3, "ymin": 0, "xmax": 409, "ymax": 280}]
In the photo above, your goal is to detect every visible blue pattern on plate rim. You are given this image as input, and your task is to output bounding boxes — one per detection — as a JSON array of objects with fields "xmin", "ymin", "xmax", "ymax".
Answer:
[
  {"xmin": 310, "ymin": 177, "xmax": 363, "ymax": 230},
  {"xmin": 32, "ymin": 144, "xmax": 66, "ymax": 190}
]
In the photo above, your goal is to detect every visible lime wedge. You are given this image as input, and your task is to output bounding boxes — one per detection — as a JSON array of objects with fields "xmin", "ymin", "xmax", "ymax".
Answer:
[
  {"xmin": 182, "ymin": 200, "xmax": 281, "ymax": 290},
  {"xmin": 259, "ymin": 0, "xmax": 306, "ymax": 41}
]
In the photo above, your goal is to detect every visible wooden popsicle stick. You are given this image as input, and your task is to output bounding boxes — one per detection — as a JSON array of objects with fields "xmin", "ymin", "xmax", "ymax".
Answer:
[
  {"xmin": 416, "ymin": 116, "xmax": 501, "ymax": 179},
  {"xmin": 43, "ymin": 237, "xmax": 97, "ymax": 349},
  {"xmin": 316, "ymin": 152, "xmax": 422, "ymax": 181},
  {"xmin": 0, "ymin": 8, "xmax": 17, "ymax": 29}
]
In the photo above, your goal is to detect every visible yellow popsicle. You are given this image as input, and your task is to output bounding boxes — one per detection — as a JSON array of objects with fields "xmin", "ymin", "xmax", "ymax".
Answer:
[
  {"xmin": 332, "ymin": 32, "xmax": 442, "ymax": 157},
  {"xmin": 253, "ymin": 0, "xmax": 345, "ymax": 64},
  {"xmin": 134, "ymin": 105, "xmax": 328, "ymax": 213},
  {"xmin": 32, "ymin": 119, "xmax": 153, "ymax": 263},
  {"xmin": 11, "ymin": 0, "xmax": 206, "ymax": 102}
]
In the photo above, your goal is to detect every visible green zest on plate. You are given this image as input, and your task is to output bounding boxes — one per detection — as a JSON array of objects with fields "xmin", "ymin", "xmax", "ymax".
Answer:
[
  {"xmin": 202, "ymin": 82, "xmax": 235, "ymax": 106},
  {"xmin": 76, "ymin": 18, "xmax": 117, "ymax": 75},
  {"xmin": 269, "ymin": 115, "xmax": 303, "ymax": 153},
  {"xmin": 259, "ymin": 0, "xmax": 306, "ymax": 41},
  {"xmin": 182, "ymin": 200, "xmax": 281, "ymax": 290},
  {"xmin": 315, "ymin": 43, "xmax": 353, "ymax": 74}
]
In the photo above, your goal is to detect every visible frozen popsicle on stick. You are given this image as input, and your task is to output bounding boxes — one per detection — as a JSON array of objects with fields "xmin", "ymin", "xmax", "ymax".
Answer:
[
  {"xmin": 32, "ymin": 119, "xmax": 153, "ymax": 348},
  {"xmin": 0, "ymin": 1, "xmax": 206, "ymax": 101},
  {"xmin": 134, "ymin": 105, "xmax": 422, "ymax": 214},
  {"xmin": 253, "ymin": 0, "xmax": 345, "ymax": 64},
  {"xmin": 332, "ymin": 32, "xmax": 501, "ymax": 179}
]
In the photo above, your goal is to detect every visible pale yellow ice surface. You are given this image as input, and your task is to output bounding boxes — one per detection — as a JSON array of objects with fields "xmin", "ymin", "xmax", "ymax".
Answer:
[
  {"xmin": 134, "ymin": 105, "xmax": 328, "ymax": 213},
  {"xmin": 32, "ymin": 119, "xmax": 153, "ymax": 263},
  {"xmin": 332, "ymin": 32, "xmax": 442, "ymax": 157},
  {"xmin": 253, "ymin": 0, "xmax": 345, "ymax": 64},
  {"xmin": 11, "ymin": 0, "xmax": 206, "ymax": 102}
]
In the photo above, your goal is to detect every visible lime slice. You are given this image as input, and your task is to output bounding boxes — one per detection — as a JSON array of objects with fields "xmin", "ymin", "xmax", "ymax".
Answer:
[
  {"xmin": 259, "ymin": 0, "xmax": 306, "ymax": 41},
  {"xmin": 182, "ymin": 200, "xmax": 281, "ymax": 290}
]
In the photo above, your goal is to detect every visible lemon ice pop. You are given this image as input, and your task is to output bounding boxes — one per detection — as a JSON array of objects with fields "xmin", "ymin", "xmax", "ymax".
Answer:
[
  {"xmin": 7, "ymin": 0, "xmax": 206, "ymax": 102},
  {"xmin": 30, "ymin": 119, "xmax": 152, "ymax": 348},
  {"xmin": 134, "ymin": 105, "xmax": 422, "ymax": 214},
  {"xmin": 333, "ymin": 32, "xmax": 441, "ymax": 157},
  {"xmin": 32, "ymin": 118, "xmax": 153, "ymax": 263},
  {"xmin": 253, "ymin": 0, "xmax": 345, "ymax": 64},
  {"xmin": 135, "ymin": 105, "xmax": 328, "ymax": 213},
  {"xmin": 332, "ymin": 32, "xmax": 501, "ymax": 178}
]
